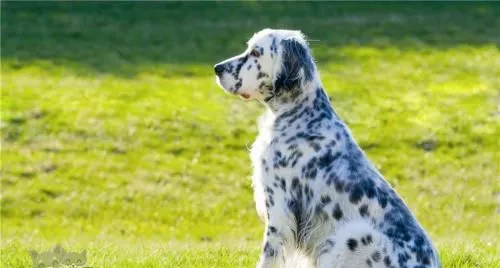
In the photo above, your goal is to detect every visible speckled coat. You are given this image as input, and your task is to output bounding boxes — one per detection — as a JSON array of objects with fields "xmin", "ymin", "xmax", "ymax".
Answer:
[{"xmin": 215, "ymin": 28, "xmax": 440, "ymax": 268}]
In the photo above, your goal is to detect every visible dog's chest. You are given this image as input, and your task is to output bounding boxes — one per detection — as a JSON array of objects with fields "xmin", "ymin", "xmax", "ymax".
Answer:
[
  {"xmin": 250, "ymin": 112, "xmax": 333, "ymax": 217},
  {"xmin": 251, "ymin": 116, "xmax": 312, "ymax": 182},
  {"xmin": 251, "ymin": 110, "xmax": 340, "ymax": 182}
]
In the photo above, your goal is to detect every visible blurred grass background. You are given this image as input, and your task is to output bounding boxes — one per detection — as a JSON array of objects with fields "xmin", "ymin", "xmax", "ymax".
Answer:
[{"xmin": 1, "ymin": 2, "xmax": 499, "ymax": 267}]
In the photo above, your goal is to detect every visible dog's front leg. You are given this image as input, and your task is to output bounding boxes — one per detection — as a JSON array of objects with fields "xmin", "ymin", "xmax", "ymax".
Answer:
[
  {"xmin": 256, "ymin": 226, "xmax": 285, "ymax": 268},
  {"xmin": 256, "ymin": 201, "xmax": 292, "ymax": 268}
]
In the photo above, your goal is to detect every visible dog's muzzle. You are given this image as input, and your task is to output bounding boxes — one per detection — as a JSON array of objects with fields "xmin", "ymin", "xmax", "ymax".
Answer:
[{"xmin": 214, "ymin": 64, "xmax": 225, "ymax": 76}]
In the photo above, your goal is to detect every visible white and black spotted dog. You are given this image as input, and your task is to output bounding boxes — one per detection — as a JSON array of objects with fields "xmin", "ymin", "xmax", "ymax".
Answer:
[{"xmin": 214, "ymin": 29, "xmax": 440, "ymax": 268}]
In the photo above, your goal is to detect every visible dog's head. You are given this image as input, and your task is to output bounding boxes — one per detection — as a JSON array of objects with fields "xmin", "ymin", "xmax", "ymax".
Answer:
[{"xmin": 214, "ymin": 28, "xmax": 316, "ymax": 102}]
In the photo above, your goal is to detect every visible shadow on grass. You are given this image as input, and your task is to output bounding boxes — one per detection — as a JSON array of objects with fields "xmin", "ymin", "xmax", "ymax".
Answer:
[{"xmin": 1, "ymin": 2, "xmax": 499, "ymax": 77}]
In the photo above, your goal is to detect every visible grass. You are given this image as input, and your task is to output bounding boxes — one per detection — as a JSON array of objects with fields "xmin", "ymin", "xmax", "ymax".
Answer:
[{"xmin": 1, "ymin": 2, "xmax": 499, "ymax": 267}]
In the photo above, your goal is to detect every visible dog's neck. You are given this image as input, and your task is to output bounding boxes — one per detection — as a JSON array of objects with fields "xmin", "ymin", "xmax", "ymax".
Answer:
[
  {"xmin": 262, "ymin": 80, "xmax": 336, "ymax": 116},
  {"xmin": 261, "ymin": 83, "xmax": 342, "ymax": 133},
  {"xmin": 262, "ymin": 80, "xmax": 311, "ymax": 111}
]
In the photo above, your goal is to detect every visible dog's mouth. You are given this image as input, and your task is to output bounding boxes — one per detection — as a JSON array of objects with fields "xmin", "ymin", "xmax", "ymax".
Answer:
[
  {"xmin": 216, "ymin": 77, "xmax": 247, "ymax": 98},
  {"xmin": 239, "ymin": 93, "xmax": 250, "ymax": 99},
  {"xmin": 215, "ymin": 75, "xmax": 254, "ymax": 101}
]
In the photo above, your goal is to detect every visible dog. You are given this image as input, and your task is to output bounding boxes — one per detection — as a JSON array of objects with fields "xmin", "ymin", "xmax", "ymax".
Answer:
[{"xmin": 214, "ymin": 29, "xmax": 440, "ymax": 268}]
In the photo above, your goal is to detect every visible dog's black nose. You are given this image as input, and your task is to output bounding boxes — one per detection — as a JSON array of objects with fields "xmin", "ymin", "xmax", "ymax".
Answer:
[{"xmin": 214, "ymin": 64, "xmax": 225, "ymax": 76}]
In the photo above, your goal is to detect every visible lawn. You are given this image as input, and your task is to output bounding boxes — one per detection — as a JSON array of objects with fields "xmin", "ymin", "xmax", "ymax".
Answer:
[{"xmin": 1, "ymin": 2, "xmax": 499, "ymax": 267}]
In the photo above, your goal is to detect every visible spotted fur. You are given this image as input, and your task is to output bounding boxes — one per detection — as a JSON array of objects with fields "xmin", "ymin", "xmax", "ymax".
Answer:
[{"xmin": 214, "ymin": 28, "xmax": 440, "ymax": 268}]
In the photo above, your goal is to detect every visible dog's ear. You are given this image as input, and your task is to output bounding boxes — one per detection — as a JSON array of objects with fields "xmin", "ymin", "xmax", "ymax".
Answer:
[{"xmin": 273, "ymin": 37, "xmax": 315, "ymax": 93}]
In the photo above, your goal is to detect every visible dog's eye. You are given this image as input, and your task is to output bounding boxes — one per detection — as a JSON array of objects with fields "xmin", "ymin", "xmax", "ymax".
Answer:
[{"xmin": 250, "ymin": 49, "xmax": 261, "ymax": 57}]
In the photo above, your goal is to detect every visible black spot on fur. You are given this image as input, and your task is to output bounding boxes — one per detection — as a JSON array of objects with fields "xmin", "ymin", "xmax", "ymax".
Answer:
[
  {"xmin": 332, "ymin": 203, "xmax": 343, "ymax": 220},
  {"xmin": 286, "ymin": 107, "xmax": 313, "ymax": 126},
  {"xmin": 226, "ymin": 64, "xmax": 234, "ymax": 73},
  {"xmin": 383, "ymin": 256, "xmax": 391, "ymax": 267},
  {"xmin": 263, "ymin": 242, "xmax": 275, "ymax": 257},
  {"xmin": 359, "ymin": 204, "xmax": 369, "ymax": 217},
  {"xmin": 233, "ymin": 55, "xmax": 248, "ymax": 80},
  {"xmin": 309, "ymin": 142, "xmax": 321, "ymax": 152},
  {"xmin": 320, "ymin": 195, "xmax": 331, "ymax": 204},
  {"xmin": 259, "ymin": 81, "xmax": 267, "ymax": 89},
  {"xmin": 366, "ymin": 234, "xmax": 373, "ymax": 243},
  {"xmin": 306, "ymin": 112, "xmax": 331, "ymax": 130},
  {"xmin": 312, "ymin": 90, "xmax": 334, "ymax": 118},
  {"xmin": 325, "ymin": 172, "xmax": 339, "ymax": 186},
  {"xmin": 270, "ymin": 37, "xmax": 277, "ymax": 53},
  {"xmin": 318, "ymin": 150, "xmax": 341, "ymax": 169},
  {"xmin": 361, "ymin": 234, "xmax": 373, "ymax": 246},
  {"xmin": 397, "ymin": 251, "xmax": 411, "ymax": 267},
  {"xmin": 265, "ymin": 186, "xmax": 274, "ymax": 195},
  {"xmin": 302, "ymin": 157, "xmax": 318, "ymax": 179},
  {"xmin": 234, "ymin": 79, "xmax": 242, "ymax": 91},
  {"xmin": 291, "ymin": 177, "xmax": 300, "ymax": 190},
  {"xmin": 349, "ymin": 185, "xmax": 364, "ymax": 204},
  {"xmin": 328, "ymin": 140, "xmax": 337, "ymax": 147},
  {"xmin": 334, "ymin": 179, "xmax": 344, "ymax": 192},
  {"xmin": 305, "ymin": 184, "xmax": 315, "ymax": 203},
  {"xmin": 377, "ymin": 188, "xmax": 388, "ymax": 208},
  {"xmin": 279, "ymin": 179, "xmax": 286, "ymax": 191},
  {"xmin": 347, "ymin": 238, "xmax": 358, "ymax": 251},
  {"xmin": 363, "ymin": 180, "xmax": 377, "ymax": 199},
  {"xmin": 372, "ymin": 251, "xmax": 381, "ymax": 262},
  {"xmin": 422, "ymin": 256, "xmax": 431, "ymax": 265},
  {"xmin": 257, "ymin": 72, "xmax": 268, "ymax": 79},
  {"xmin": 261, "ymin": 159, "xmax": 269, "ymax": 172}
]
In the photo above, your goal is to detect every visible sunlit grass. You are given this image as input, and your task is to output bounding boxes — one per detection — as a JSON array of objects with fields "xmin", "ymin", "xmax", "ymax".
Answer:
[{"xmin": 1, "ymin": 238, "xmax": 498, "ymax": 268}]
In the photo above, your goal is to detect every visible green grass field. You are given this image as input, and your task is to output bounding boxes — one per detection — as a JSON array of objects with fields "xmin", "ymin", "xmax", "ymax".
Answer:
[{"xmin": 1, "ymin": 2, "xmax": 499, "ymax": 267}]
